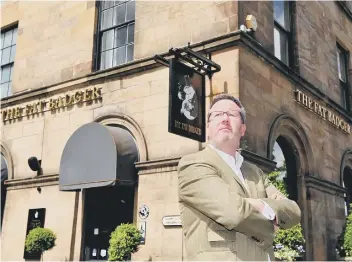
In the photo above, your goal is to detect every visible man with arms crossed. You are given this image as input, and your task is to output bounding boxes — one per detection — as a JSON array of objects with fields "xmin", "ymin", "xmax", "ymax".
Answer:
[{"xmin": 178, "ymin": 94, "xmax": 301, "ymax": 261}]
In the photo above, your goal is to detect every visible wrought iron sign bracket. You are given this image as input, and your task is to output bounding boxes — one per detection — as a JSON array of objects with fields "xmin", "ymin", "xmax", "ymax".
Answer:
[{"xmin": 153, "ymin": 46, "xmax": 221, "ymax": 79}]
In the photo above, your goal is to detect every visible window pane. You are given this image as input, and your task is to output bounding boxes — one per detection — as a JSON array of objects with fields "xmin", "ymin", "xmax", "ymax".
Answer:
[
  {"xmin": 115, "ymin": 26, "xmax": 127, "ymax": 47},
  {"xmin": 115, "ymin": 0, "xmax": 125, "ymax": 6},
  {"xmin": 7, "ymin": 82, "xmax": 11, "ymax": 96},
  {"xmin": 1, "ymin": 34, "xmax": 4, "ymax": 48},
  {"xmin": 274, "ymin": 27, "xmax": 288, "ymax": 65},
  {"xmin": 127, "ymin": 44, "xmax": 134, "ymax": 62},
  {"xmin": 3, "ymin": 30, "xmax": 12, "ymax": 48},
  {"xmin": 114, "ymin": 3, "xmax": 126, "ymax": 25},
  {"xmin": 337, "ymin": 48, "xmax": 347, "ymax": 82},
  {"xmin": 101, "ymin": 30, "xmax": 114, "ymax": 51},
  {"xmin": 100, "ymin": 49, "xmax": 113, "ymax": 70},
  {"xmin": 11, "ymin": 28, "xmax": 18, "ymax": 45},
  {"xmin": 102, "ymin": 0, "xmax": 114, "ymax": 10},
  {"xmin": 9, "ymin": 65, "xmax": 13, "ymax": 81},
  {"xmin": 127, "ymin": 23, "xmax": 134, "ymax": 43},
  {"xmin": 10, "ymin": 46, "xmax": 16, "ymax": 62},
  {"xmin": 0, "ymin": 83, "xmax": 9, "ymax": 99},
  {"xmin": 341, "ymin": 85, "xmax": 347, "ymax": 109},
  {"xmin": 126, "ymin": 0, "xmax": 135, "ymax": 21},
  {"xmin": 113, "ymin": 46, "xmax": 126, "ymax": 67},
  {"xmin": 1, "ymin": 66, "xmax": 11, "ymax": 83},
  {"xmin": 101, "ymin": 8, "xmax": 114, "ymax": 30},
  {"xmin": 1, "ymin": 47, "xmax": 10, "ymax": 65},
  {"xmin": 274, "ymin": 0, "xmax": 290, "ymax": 31}
]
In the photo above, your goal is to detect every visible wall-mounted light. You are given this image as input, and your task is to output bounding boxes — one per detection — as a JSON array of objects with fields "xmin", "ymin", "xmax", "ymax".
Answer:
[
  {"xmin": 246, "ymin": 15, "xmax": 258, "ymax": 32},
  {"xmin": 28, "ymin": 157, "xmax": 43, "ymax": 176},
  {"xmin": 240, "ymin": 15, "xmax": 258, "ymax": 33},
  {"xmin": 37, "ymin": 186, "xmax": 42, "ymax": 193}
]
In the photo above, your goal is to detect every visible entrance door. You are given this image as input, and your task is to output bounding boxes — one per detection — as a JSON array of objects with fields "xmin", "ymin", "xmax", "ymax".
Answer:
[{"xmin": 83, "ymin": 185, "xmax": 134, "ymax": 261}]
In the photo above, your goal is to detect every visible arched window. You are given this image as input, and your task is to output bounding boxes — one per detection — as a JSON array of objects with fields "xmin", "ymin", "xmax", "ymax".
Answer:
[
  {"xmin": 1, "ymin": 153, "xmax": 8, "ymax": 229},
  {"xmin": 343, "ymin": 166, "xmax": 352, "ymax": 215}
]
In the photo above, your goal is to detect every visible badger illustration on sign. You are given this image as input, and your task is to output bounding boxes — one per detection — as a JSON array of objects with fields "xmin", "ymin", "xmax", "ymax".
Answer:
[{"xmin": 177, "ymin": 75, "xmax": 198, "ymax": 120}]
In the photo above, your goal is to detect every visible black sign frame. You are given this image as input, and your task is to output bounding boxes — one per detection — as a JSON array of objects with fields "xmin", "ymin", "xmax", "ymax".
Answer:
[
  {"xmin": 23, "ymin": 208, "xmax": 46, "ymax": 260},
  {"xmin": 168, "ymin": 58, "xmax": 206, "ymax": 142}
]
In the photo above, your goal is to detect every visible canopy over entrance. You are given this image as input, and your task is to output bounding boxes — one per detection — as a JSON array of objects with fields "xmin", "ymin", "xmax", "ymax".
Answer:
[{"xmin": 59, "ymin": 123, "xmax": 138, "ymax": 191}]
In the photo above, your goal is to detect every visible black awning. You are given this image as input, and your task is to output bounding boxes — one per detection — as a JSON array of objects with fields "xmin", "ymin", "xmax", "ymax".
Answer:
[{"xmin": 59, "ymin": 123, "xmax": 139, "ymax": 191}]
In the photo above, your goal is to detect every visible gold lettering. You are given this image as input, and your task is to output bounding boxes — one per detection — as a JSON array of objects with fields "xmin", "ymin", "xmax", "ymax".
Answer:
[
  {"xmin": 74, "ymin": 91, "xmax": 83, "ymax": 103},
  {"xmin": 308, "ymin": 98, "xmax": 313, "ymax": 110},
  {"xmin": 302, "ymin": 94, "xmax": 308, "ymax": 107},
  {"xmin": 295, "ymin": 90, "xmax": 302, "ymax": 102},
  {"xmin": 175, "ymin": 120, "xmax": 181, "ymax": 128},
  {"xmin": 57, "ymin": 96, "xmax": 65, "ymax": 108},
  {"xmin": 92, "ymin": 87, "xmax": 102, "ymax": 99},
  {"xmin": 317, "ymin": 105, "xmax": 323, "ymax": 117},
  {"xmin": 7, "ymin": 108, "xmax": 14, "ymax": 120},
  {"xmin": 14, "ymin": 107, "xmax": 23, "ymax": 118},
  {"xmin": 39, "ymin": 101, "xmax": 46, "ymax": 112},
  {"xmin": 25, "ymin": 104, "xmax": 38, "ymax": 115},
  {"xmin": 83, "ymin": 88, "xmax": 92, "ymax": 101},
  {"xmin": 322, "ymin": 107, "xmax": 327, "ymax": 119},
  {"xmin": 2, "ymin": 110, "xmax": 7, "ymax": 121},
  {"xmin": 49, "ymin": 98, "xmax": 59, "ymax": 110},
  {"xmin": 65, "ymin": 94, "xmax": 74, "ymax": 106}
]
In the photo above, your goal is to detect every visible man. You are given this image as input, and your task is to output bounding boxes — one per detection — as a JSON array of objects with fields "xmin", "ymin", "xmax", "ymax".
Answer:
[{"xmin": 177, "ymin": 94, "xmax": 301, "ymax": 261}]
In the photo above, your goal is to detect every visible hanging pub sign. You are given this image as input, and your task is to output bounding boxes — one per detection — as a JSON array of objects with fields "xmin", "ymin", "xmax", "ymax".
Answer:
[
  {"xmin": 168, "ymin": 58, "xmax": 206, "ymax": 142},
  {"xmin": 23, "ymin": 208, "xmax": 46, "ymax": 259}
]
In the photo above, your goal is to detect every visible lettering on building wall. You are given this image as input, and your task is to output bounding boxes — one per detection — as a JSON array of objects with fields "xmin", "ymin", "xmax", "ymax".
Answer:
[
  {"xmin": 294, "ymin": 89, "xmax": 351, "ymax": 135},
  {"xmin": 1, "ymin": 87, "xmax": 102, "ymax": 123}
]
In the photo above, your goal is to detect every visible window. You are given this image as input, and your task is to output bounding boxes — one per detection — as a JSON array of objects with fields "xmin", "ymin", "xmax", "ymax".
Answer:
[
  {"xmin": 97, "ymin": 0, "xmax": 135, "ymax": 70},
  {"xmin": 337, "ymin": 43, "xmax": 350, "ymax": 110},
  {"xmin": 273, "ymin": 1, "xmax": 292, "ymax": 66},
  {"xmin": 1, "ymin": 26, "xmax": 17, "ymax": 99}
]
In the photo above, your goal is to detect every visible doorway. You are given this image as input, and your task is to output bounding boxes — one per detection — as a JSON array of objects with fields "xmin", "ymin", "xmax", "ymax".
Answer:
[{"xmin": 82, "ymin": 185, "xmax": 135, "ymax": 261}]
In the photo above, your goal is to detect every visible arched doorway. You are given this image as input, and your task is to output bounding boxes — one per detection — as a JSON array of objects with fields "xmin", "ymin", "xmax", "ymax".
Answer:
[
  {"xmin": 343, "ymin": 166, "xmax": 352, "ymax": 215},
  {"xmin": 272, "ymin": 138, "xmax": 299, "ymax": 202},
  {"xmin": 1, "ymin": 154, "xmax": 8, "ymax": 229},
  {"xmin": 268, "ymin": 114, "xmax": 314, "ymax": 260}
]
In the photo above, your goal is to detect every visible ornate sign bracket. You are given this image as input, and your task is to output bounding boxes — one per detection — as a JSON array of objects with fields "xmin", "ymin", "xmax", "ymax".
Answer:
[{"xmin": 154, "ymin": 45, "xmax": 221, "ymax": 79}]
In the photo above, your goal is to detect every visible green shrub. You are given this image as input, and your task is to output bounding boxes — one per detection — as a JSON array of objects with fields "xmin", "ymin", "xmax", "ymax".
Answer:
[
  {"xmin": 267, "ymin": 170, "xmax": 305, "ymax": 261},
  {"xmin": 25, "ymin": 227, "xmax": 56, "ymax": 254},
  {"xmin": 343, "ymin": 205, "xmax": 352, "ymax": 257},
  {"xmin": 108, "ymin": 223, "xmax": 142, "ymax": 261}
]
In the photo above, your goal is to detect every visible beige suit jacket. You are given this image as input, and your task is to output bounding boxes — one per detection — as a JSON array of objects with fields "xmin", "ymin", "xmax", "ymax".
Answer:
[{"xmin": 177, "ymin": 145, "xmax": 301, "ymax": 261}]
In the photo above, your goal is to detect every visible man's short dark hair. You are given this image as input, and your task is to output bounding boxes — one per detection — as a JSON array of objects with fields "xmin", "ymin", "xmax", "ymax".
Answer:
[{"xmin": 208, "ymin": 94, "xmax": 246, "ymax": 123}]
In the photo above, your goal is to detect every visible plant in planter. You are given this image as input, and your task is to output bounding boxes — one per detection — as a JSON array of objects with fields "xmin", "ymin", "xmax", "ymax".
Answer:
[
  {"xmin": 25, "ymin": 227, "xmax": 56, "ymax": 259},
  {"xmin": 336, "ymin": 204, "xmax": 352, "ymax": 260},
  {"xmin": 267, "ymin": 167, "xmax": 305, "ymax": 261},
  {"xmin": 108, "ymin": 223, "xmax": 142, "ymax": 261}
]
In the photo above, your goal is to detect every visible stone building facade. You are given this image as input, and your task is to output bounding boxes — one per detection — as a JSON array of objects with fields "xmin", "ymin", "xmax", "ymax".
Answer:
[{"xmin": 0, "ymin": 1, "xmax": 351, "ymax": 261}]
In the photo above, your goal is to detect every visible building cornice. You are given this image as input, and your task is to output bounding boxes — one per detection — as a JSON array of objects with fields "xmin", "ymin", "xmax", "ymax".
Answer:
[
  {"xmin": 2, "ymin": 31, "xmax": 351, "ymax": 124},
  {"xmin": 241, "ymin": 149, "xmax": 277, "ymax": 174},
  {"xmin": 4, "ymin": 174, "xmax": 59, "ymax": 190},
  {"xmin": 135, "ymin": 157, "xmax": 181, "ymax": 175},
  {"xmin": 305, "ymin": 175, "xmax": 347, "ymax": 197},
  {"xmin": 336, "ymin": 1, "xmax": 352, "ymax": 22}
]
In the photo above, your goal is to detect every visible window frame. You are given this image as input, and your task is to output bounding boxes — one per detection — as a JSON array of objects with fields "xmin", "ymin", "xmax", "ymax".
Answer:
[
  {"xmin": 93, "ymin": 0, "xmax": 135, "ymax": 71},
  {"xmin": 336, "ymin": 42, "xmax": 351, "ymax": 112},
  {"xmin": 273, "ymin": 1, "xmax": 294, "ymax": 68},
  {"xmin": 1, "ymin": 25, "xmax": 18, "ymax": 99}
]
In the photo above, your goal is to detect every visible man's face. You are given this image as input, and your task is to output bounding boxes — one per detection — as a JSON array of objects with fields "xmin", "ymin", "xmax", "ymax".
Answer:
[{"xmin": 207, "ymin": 99, "xmax": 246, "ymax": 147}]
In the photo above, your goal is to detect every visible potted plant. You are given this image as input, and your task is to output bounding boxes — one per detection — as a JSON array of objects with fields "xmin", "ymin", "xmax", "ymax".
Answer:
[
  {"xmin": 108, "ymin": 223, "xmax": 142, "ymax": 261},
  {"xmin": 336, "ymin": 204, "xmax": 352, "ymax": 261},
  {"xmin": 25, "ymin": 227, "xmax": 56, "ymax": 260}
]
